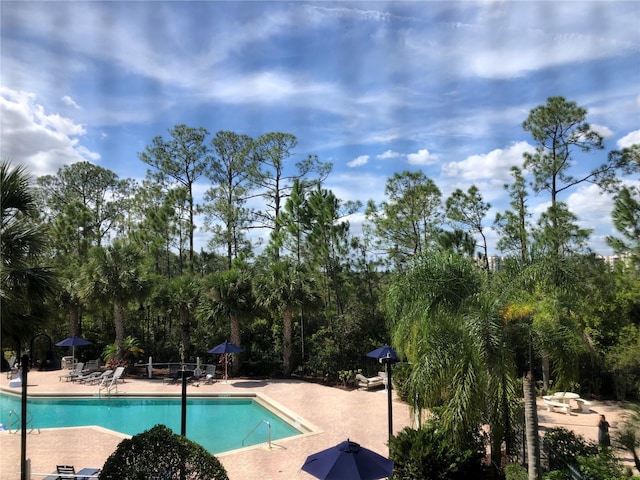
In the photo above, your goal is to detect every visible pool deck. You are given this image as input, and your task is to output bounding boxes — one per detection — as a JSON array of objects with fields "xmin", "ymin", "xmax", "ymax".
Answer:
[
  {"xmin": 1, "ymin": 370, "xmax": 414, "ymax": 479},
  {"xmin": 1, "ymin": 370, "xmax": 637, "ymax": 479}
]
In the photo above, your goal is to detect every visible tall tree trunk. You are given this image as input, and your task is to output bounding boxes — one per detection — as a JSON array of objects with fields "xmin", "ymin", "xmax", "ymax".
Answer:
[
  {"xmin": 230, "ymin": 314, "xmax": 241, "ymax": 376},
  {"xmin": 541, "ymin": 352, "xmax": 550, "ymax": 393},
  {"xmin": 524, "ymin": 373, "xmax": 541, "ymax": 480},
  {"xmin": 69, "ymin": 306, "xmax": 81, "ymax": 336},
  {"xmin": 180, "ymin": 310, "xmax": 191, "ymax": 360},
  {"xmin": 490, "ymin": 420, "xmax": 504, "ymax": 479},
  {"xmin": 114, "ymin": 302, "xmax": 125, "ymax": 361},
  {"xmin": 283, "ymin": 308, "xmax": 293, "ymax": 376}
]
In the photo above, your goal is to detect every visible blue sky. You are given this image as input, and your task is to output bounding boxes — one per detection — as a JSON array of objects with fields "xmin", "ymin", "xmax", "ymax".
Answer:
[{"xmin": 1, "ymin": 1, "xmax": 639, "ymax": 256}]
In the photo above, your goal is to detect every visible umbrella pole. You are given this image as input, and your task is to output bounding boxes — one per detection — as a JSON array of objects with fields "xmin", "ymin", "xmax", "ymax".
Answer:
[{"xmin": 386, "ymin": 359, "xmax": 393, "ymax": 441}]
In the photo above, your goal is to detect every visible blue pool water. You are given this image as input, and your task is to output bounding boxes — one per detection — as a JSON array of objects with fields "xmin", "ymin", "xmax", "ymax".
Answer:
[{"xmin": 0, "ymin": 394, "xmax": 303, "ymax": 454}]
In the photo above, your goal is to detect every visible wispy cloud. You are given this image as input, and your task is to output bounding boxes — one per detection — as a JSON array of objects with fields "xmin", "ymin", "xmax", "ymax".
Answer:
[
  {"xmin": 376, "ymin": 150, "xmax": 403, "ymax": 160},
  {"xmin": 61, "ymin": 95, "xmax": 81, "ymax": 109},
  {"xmin": 347, "ymin": 155, "xmax": 369, "ymax": 168}
]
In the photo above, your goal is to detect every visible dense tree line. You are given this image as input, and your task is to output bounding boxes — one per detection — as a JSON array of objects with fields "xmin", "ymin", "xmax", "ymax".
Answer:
[{"xmin": 2, "ymin": 97, "xmax": 639, "ymax": 478}]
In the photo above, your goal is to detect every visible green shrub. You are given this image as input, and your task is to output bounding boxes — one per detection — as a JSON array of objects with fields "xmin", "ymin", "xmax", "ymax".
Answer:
[
  {"xmin": 337, "ymin": 369, "xmax": 361, "ymax": 387},
  {"xmin": 504, "ymin": 463, "xmax": 528, "ymax": 480},
  {"xmin": 576, "ymin": 449, "xmax": 624, "ymax": 480},
  {"xmin": 391, "ymin": 362, "xmax": 412, "ymax": 402},
  {"xmin": 102, "ymin": 335, "xmax": 145, "ymax": 371},
  {"xmin": 99, "ymin": 424, "xmax": 228, "ymax": 480},
  {"xmin": 542, "ymin": 427, "xmax": 598, "ymax": 471},
  {"xmin": 389, "ymin": 419, "xmax": 485, "ymax": 480},
  {"xmin": 542, "ymin": 428, "xmax": 629, "ymax": 480}
]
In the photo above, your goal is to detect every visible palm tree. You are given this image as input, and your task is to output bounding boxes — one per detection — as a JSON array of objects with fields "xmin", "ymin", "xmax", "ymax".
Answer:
[
  {"xmin": 386, "ymin": 252, "xmax": 519, "ymax": 475},
  {"xmin": 498, "ymin": 254, "xmax": 593, "ymax": 480},
  {"xmin": 1, "ymin": 160, "xmax": 56, "ymax": 350},
  {"xmin": 255, "ymin": 259, "xmax": 319, "ymax": 375},
  {"xmin": 199, "ymin": 266, "xmax": 254, "ymax": 375},
  {"xmin": 80, "ymin": 241, "xmax": 149, "ymax": 361},
  {"xmin": 168, "ymin": 274, "xmax": 201, "ymax": 360}
]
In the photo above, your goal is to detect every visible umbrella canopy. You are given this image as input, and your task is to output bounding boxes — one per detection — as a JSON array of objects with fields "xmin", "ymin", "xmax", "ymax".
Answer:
[
  {"xmin": 301, "ymin": 439, "xmax": 394, "ymax": 480},
  {"xmin": 55, "ymin": 335, "xmax": 92, "ymax": 364},
  {"xmin": 55, "ymin": 335, "xmax": 92, "ymax": 348},
  {"xmin": 207, "ymin": 340, "xmax": 244, "ymax": 355},
  {"xmin": 207, "ymin": 341, "xmax": 244, "ymax": 380},
  {"xmin": 366, "ymin": 345, "xmax": 399, "ymax": 363}
]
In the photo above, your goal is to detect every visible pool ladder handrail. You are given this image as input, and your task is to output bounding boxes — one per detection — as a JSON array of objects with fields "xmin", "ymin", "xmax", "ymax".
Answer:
[
  {"xmin": 8, "ymin": 409, "xmax": 40, "ymax": 434},
  {"xmin": 242, "ymin": 420, "xmax": 271, "ymax": 449}
]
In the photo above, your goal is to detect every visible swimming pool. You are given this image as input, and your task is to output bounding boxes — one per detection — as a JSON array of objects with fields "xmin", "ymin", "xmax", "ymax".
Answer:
[{"xmin": 0, "ymin": 394, "xmax": 305, "ymax": 454}]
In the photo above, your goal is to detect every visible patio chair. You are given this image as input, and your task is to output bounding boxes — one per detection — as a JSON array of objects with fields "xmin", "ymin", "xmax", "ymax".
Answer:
[
  {"xmin": 189, "ymin": 366, "xmax": 203, "ymax": 386},
  {"xmin": 56, "ymin": 465, "xmax": 76, "ymax": 480},
  {"xmin": 99, "ymin": 366, "xmax": 125, "ymax": 396},
  {"xmin": 53, "ymin": 465, "xmax": 100, "ymax": 480},
  {"xmin": 59, "ymin": 362, "xmax": 84, "ymax": 382},
  {"xmin": 163, "ymin": 364, "xmax": 181, "ymax": 385},
  {"xmin": 86, "ymin": 369, "xmax": 113, "ymax": 385},
  {"xmin": 73, "ymin": 370, "xmax": 102, "ymax": 383},
  {"xmin": 204, "ymin": 364, "xmax": 216, "ymax": 384},
  {"xmin": 356, "ymin": 373, "xmax": 385, "ymax": 391},
  {"xmin": 84, "ymin": 359, "xmax": 101, "ymax": 372}
]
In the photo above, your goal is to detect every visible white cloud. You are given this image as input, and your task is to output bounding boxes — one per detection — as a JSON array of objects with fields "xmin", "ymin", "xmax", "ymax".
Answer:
[
  {"xmin": 568, "ymin": 184, "xmax": 615, "ymax": 246},
  {"xmin": 407, "ymin": 148, "xmax": 438, "ymax": 165},
  {"xmin": 376, "ymin": 149, "xmax": 403, "ymax": 159},
  {"xmin": 0, "ymin": 87, "xmax": 100, "ymax": 177},
  {"xmin": 210, "ymin": 71, "xmax": 337, "ymax": 106},
  {"xmin": 347, "ymin": 155, "xmax": 369, "ymax": 168},
  {"xmin": 327, "ymin": 172, "xmax": 388, "ymax": 204},
  {"xmin": 590, "ymin": 124, "xmax": 613, "ymax": 139},
  {"xmin": 617, "ymin": 129, "xmax": 640, "ymax": 148},
  {"xmin": 441, "ymin": 141, "xmax": 533, "ymax": 181},
  {"xmin": 61, "ymin": 95, "xmax": 81, "ymax": 109}
]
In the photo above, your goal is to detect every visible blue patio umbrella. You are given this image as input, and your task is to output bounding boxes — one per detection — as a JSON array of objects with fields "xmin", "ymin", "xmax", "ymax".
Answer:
[
  {"xmin": 55, "ymin": 335, "xmax": 92, "ymax": 364},
  {"xmin": 365, "ymin": 345, "xmax": 399, "ymax": 363},
  {"xmin": 207, "ymin": 341, "xmax": 244, "ymax": 380},
  {"xmin": 301, "ymin": 439, "xmax": 394, "ymax": 480}
]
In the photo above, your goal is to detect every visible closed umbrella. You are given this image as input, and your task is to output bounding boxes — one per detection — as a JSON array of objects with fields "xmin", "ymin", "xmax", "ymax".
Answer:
[
  {"xmin": 55, "ymin": 335, "xmax": 92, "ymax": 364},
  {"xmin": 301, "ymin": 439, "xmax": 393, "ymax": 480},
  {"xmin": 207, "ymin": 341, "xmax": 244, "ymax": 381}
]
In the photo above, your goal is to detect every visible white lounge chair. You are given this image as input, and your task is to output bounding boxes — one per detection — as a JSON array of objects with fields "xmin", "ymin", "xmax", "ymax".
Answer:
[
  {"xmin": 86, "ymin": 369, "xmax": 113, "ymax": 385},
  {"xmin": 99, "ymin": 366, "xmax": 124, "ymax": 396},
  {"xmin": 72, "ymin": 370, "xmax": 102, "ymax": 383},
  {"xmin": 59, "ymin": 362, "xmax": 84, "ymax": 382},
  {"xmin": 356, "ymin": 373, "xmax": 385, "ymax": 391}
]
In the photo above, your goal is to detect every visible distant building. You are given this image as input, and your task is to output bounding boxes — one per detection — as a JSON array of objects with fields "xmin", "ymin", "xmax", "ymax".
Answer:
[{"xmin": 480, "ymin": 252, "xmax": 636, "ymax": 272}]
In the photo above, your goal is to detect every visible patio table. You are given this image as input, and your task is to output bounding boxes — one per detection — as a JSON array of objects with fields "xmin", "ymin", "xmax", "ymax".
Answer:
[{"xmin": 551, "ymin": 392, "xmax": 580, "ymax": 405}]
